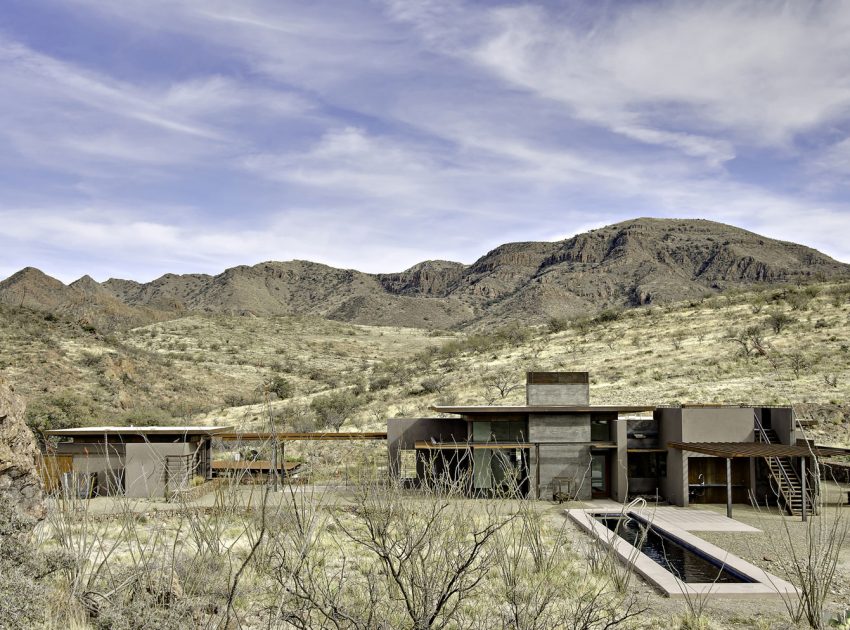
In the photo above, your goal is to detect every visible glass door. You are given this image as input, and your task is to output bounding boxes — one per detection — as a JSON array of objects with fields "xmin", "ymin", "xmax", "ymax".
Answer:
[{"xmin": 591, "ymin": 453, "xmax": 609, "ymax": 498}]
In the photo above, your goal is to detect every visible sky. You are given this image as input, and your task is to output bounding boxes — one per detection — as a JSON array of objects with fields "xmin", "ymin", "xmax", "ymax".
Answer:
[{"xmin": 2, "ymin": 0, "xmax": 850, "ymax": 283}]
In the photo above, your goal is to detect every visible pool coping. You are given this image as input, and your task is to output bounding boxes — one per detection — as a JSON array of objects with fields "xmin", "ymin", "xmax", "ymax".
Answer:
[{"xmin": 567, "ymin": 508, "xmax": 800, "ymax": 599}]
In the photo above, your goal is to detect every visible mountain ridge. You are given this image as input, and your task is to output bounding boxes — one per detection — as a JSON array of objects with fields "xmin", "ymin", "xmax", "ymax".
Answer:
[{"xmin": 3, "ymin": 218, "xmax": 849, "ymax": 330}]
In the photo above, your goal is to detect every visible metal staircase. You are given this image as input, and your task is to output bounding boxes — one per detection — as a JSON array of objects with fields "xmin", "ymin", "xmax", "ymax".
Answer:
[
  {"xmin": 754, "ymin": 413, "xmax": 815, "ymax": 516},
  {"xmin": 755, "ymin": 415, "xmax": 816, "ymax": 516}
]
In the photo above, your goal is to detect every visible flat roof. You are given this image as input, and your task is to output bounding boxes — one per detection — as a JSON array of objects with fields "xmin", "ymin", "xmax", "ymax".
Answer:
[
  {"xmin": 45, "ymin": 425, "xmax": 234, "ymax": 437},
  {"xmin": 217, "ymin": 431, "xmax": 387, "ymax": 441},
  {"xmin": 431, "ymin": 405, "xmax": 655, "ymax": 415},
  {"xmin": 668, "ymin": 441, "xmax": 848, "ymax": 458}
]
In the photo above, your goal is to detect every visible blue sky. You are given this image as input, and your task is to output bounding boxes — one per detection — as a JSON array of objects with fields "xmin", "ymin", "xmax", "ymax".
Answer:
[{"xmin": 2, "ymin": 0, "xmax": 850, "ymax": 283}]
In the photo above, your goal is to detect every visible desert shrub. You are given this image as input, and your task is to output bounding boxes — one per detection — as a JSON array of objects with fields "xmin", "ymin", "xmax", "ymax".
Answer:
[
  {"xmin": 79, "ymin": 351, "xmax": 102, "ymax": 368},
  {"xmin": 594, "ymin": 308, "xmax": 622, "ymax": 324},
  {"xmin": 788, "ymin": 352, "xmax": 810, "ymax": 379},
  {"xmin": 419, "ymin": 377, "xmax": 445, "ymax": 395},
  {"xmin": 285, "ymin": 408, "xmax": 317, "ymax": 434},
  {"xmin": 786, "ymin": 290, "xmax": 813, "ymax": 311},
  {"xmin": 547, "ymin": 316, "xmax": 570, "ymax": 334},
  {"xmin": 310, "ymin": 391, "xmax": 361, "ymax": 431},
  {"xmin": 0, "ymin": 501, "xmax": 71, "ymax": 629},
  {"xmin": 222, "ymin": 392, "xmax": 256, "ymax": 408},
  {"xmin": 266, "ymin": 375, "xmax": 293, "ymax": 400},
  {"xmin": 573, "ymin": 317, "xmax": 593, "ymax": 334},
  {"xmin": 117, "ymin": 406, "xmax": 173, "ymax": 426},
  {"xmin": 494, "ymin": 322, "xmax": 533, "ymax": 346},
  {"xmin": 767, "ymin": 310, "xmax": 795, "ymax": 334},
  {"xmin": 369, "ymin": 374, "xmax": 392, "ymax": 391},
  {"xmin": 26, "ymin": 391, "xmax": 101, "ymax": 438}
]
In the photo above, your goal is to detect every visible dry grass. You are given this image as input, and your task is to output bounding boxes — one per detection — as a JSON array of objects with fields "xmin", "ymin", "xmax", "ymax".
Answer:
[{"xmin": 2, "ymin": 281, "xmax": 849, "ymax": 443}]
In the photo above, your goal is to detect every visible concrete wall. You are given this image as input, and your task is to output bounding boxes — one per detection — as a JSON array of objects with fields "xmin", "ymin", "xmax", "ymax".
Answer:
[
  {"xmin": 526, "ymin": 372, "xmax": 589, "ymax": 406},
  {"xmin": 657, "ymin": 408, "xmax": 686, "ymax": 506},
  {"xmin": 769, "ymin": 408, "xmax": 796, "ymax": 445},
  {"xmin": 124, "ymin": 442, "xmax": 194, "ymax": 499},
  {"xmin": 528, "ymin": 412, "xmax": 591, "ymax": 499},
  {"xmin": 612, "ymin": 418, "xmax": 628, "ymax": 502},
  {"xmin": 386, "ymin": 417, "xmax": 467, "ymax": 477},
  {"xmin": 657, "ymin": 407, "xmax": 762, "ymax": 507},
  {"xmin": 681, "ymin": 407, "xmax": 754, "ymax": 443}
]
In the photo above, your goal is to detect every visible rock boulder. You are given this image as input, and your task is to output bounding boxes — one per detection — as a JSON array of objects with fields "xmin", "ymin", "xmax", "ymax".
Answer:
[{"xmin": 0, "ymin": 377, "xmax": 44, "ymax": 520}]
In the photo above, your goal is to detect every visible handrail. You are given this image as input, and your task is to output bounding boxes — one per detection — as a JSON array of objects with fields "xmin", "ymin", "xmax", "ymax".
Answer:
[
  {"xmin": 753, "ymin": 412, "xmax": 812, "ymax": 514},
  {"xmin": 793, "ymin": 415, "xmax": 820, "ymax": 508},
  {"xmin": 753, "ymin": 414, "xmax": 796, "ymax": 487}
]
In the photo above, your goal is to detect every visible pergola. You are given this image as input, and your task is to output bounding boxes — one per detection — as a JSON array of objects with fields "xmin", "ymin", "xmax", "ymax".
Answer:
[{"xmin": 667, "ymin": 441, "xmax": 846, "ymax": 520}]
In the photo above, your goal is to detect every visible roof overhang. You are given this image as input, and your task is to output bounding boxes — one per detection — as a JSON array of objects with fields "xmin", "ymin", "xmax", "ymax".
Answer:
[
  {"xmin": 217, "ymin": 431, "xmax": 387, "ymax": 441},
  {"xmin": 667, "ymin": 441, "xmax": 847, "ymax": 458},
  {"xmin": 432, "ymin": 405, "xmax": 655, "ymax": 415},
  {"xmin": 45, "ymin": 425, "xmax": 234, "ymax": 437}
]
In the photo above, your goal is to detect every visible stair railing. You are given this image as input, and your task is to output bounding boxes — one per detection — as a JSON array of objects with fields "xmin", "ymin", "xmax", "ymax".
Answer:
[
  {"xmin": 793, "ymin": 414, "xmax": 820, "ymax": 513},
  {"xmin": 754, "ymin": 412, "xmax": 805, "ymax": 515}
]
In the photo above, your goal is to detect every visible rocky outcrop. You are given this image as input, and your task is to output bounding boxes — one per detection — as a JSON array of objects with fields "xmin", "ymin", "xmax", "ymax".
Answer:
[
  {"xmin": 379, "ymin": 260, "xmax": 466, "ymax": 296},
  {"xmin": 0, "ymin": 377, "xmax": 44, "ymax": 521}
]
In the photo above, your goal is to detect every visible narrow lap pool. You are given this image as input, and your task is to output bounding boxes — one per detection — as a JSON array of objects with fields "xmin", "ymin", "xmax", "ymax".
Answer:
[{"xmin": 595, "ymin": 513, "xmax": 754, "ymax": 584}]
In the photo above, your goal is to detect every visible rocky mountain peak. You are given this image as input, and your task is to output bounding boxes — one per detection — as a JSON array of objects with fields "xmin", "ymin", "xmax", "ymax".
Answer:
[{"xmin": 2, "ymin": 218, "xmax": 849, "ymax": 330}]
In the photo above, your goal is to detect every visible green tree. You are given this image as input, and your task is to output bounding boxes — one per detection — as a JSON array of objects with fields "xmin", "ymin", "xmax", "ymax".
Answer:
[{"xmin": 309, "ymin": 391, "xmax": 360, "ymax": 432}]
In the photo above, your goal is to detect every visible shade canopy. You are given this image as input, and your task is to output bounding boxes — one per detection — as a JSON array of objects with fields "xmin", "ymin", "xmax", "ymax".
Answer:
[{"xmin": 667, "ymin": 441, "xmax": 847, "ymax": 458}]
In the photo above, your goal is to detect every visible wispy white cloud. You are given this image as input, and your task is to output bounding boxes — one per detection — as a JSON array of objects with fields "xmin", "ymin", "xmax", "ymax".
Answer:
[
  {"xmin": 392, "ymin": 1, "xmax": 850, "ymax": 157},
  {"xmin": 0, "ymin": 0, "xmax": 849, "ymax": 284}
]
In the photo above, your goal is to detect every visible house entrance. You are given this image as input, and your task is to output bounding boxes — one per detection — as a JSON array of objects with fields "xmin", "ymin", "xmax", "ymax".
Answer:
[{"xmin": 590, "ymin": 452, "xmax": 610, "ymax": 498}]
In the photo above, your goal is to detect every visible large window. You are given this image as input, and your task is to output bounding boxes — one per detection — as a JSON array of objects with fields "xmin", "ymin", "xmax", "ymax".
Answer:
[
  {"xmin": 628, "ymin": 453, "xmax": 667, "ymax": 478},
  {"xmin": 591, "ymin": 418, "xmax": 611, "ymax": 441},
  {"xmin": 472, "ymin": 420, "xmax": 528, "ymax": 443}
]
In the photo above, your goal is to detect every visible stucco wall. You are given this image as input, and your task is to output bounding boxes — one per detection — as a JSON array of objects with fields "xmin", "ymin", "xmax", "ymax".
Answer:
[
  {"xmin": 769, "ymin": 408, "xmax": 795, "ymax": 445},
  {"xmin": 659, "ymin": 407, "xmax": 762, "ymax": 506},
  {"xmin": 56, "ymin": 442, "xmax": 126, "ymax": 495},
  {"xmin": 681, "ymin": 407, "xmax": 754, "ymax": 443},
  {"xmin": 657, "ymin": 408, "xmax": 686, "ymax": 506},
  {"xmin": 124, "ymin": 442, "xmax": 194, "ymax": 499}
]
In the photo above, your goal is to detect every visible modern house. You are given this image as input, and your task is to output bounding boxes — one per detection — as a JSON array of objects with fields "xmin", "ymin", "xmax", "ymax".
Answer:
[
  {"xmin": 388, "ymin": 372, "xmax": 841, "ymax": 516},
  {"xmin": 44, "ymin": 425, "xmax": 232, "ymax": 499}
]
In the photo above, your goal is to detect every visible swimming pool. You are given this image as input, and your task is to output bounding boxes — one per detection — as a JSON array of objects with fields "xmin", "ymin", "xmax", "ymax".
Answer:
[
  {"xmin": 594, "ymin": 513, "xmax": 754, "ymax": 584},
  {"xmin": 567, "ymin": 508, "xmax": 799, "ymax": 598}
]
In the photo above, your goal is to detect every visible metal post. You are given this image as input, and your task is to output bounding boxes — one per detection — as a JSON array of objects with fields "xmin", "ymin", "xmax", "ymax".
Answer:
[
  {"xmin": 726, "ymin": 457, "xmax": 733, "ymax": 519},
  {"xmin": 271, "ymin": 437, "xmax": 279, "ymax": 492},
  {"xmin": 535, "ymin": 443, "xmax": 540, "ymax": 500},
  {"xmin": 801, "ymin": 456, "xmax": 807, "ymax": 522}
]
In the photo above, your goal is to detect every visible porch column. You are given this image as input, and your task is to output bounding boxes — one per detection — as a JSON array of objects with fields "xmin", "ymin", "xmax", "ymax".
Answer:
[
  {"xmin": 801, "ymin": 456, "xmax": 807, "ymax": 522},
  {"xmin": 726, "ymin": 457, "xmax": 732, "ymax": 519}
]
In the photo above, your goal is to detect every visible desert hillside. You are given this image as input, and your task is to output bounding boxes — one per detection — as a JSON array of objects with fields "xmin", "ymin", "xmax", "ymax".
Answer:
[
  {"xmin": 3, "ymin": 279, "xmax": 848, "ymax": 447},
  {"xmin": 3, "ymin": 218, "xmax": 848, "ymax": 331}
]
